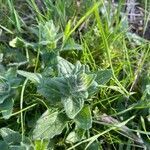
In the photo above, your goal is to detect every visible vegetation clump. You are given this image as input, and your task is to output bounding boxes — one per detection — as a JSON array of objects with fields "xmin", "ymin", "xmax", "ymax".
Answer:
[{"xmin": 0, "ymin": 0, "xmax": 150, "ymax": 149}]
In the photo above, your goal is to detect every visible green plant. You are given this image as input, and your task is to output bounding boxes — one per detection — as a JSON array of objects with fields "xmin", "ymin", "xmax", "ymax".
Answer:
[{"xmin": 0, "ymin": 0, "xmax": 150, "ymax": 149}]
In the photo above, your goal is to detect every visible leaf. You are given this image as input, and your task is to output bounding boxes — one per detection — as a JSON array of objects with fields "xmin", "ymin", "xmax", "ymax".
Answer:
[
  {"xmin": 62, "ymin": 97, "xmax": 84, "ymax": 119},
  {"xmin": 73, "ymin": 62, "xmax": 90, "ymax": 74},
  {"xmin": 0, "ymin": 141, "xmax": 9, "ymax": 150},
  {"xmin": 0, "ymin": 69, "xmax": 21, "ymax": 119},
  {"xmin": 68, "ymin": 74, "xmax": 96, "ymax": 94},
  {"xmin": 0, "ymin": 128, "xmax": 21, "ymax": 144},
  {"xmin": 0, "ymin": 79, "xmax": 11, "ymax": 104},
  {"xmin": 95, "ymin": 69, "xmax": 112, "ymax": 85},
  {"xmin": 37, "ymin": 77, "xmax": 69, "ymax": 103},
  {"xmin": 13, "ymin": 8, "xmax": 22, "ymax": 32},
  {"xmin": 127, "ymin": 32, "xmax": 147, "ymax": 46},
  {"xmin": 41, "ymin": 52, "xmax": 57, "ymax": 67},
  {"xmin": 86, "ymin": 142, "xmax": 100, "ymax": 150},
  {"xmin": 17, "ymin": 70, "xmax": 42, "ymax": 84},
  {"xmin": 9, "ymin": 37, "xmax": 25, "ymax": 48},
  {"xmin": 40, "ymin": 20, "xmax": 59, "ymax": 42},
  {"xmin": 61, "ymin": 38, "xmax": 82, "ymax": 51},
  {"xmin": 88, "ymin": 81, "xmax": 99, "ymax": 96},
  {"xmin": 33, "ymin": 110, "xmax": 68, "ymax": 140},
  {"xmin": 77, "ymin": 73, "xmax": 96, "ymax": 91},
  {"xmin": 108, "ymin": 86, "xmax": 125, "ymax": 95},
  {"xmin": 146, "ymin": 85, "xmax": 150, "ymax": 95},
  {"xmin": 34, "ymin": 140, "xmax": 49, "ymax": 150},
  {"xmin": 57, "ymin": 56, "xmax": 75, "ymax": 76},
  {"xmin": 5, "ymin": 68, "xmax": 21, "ymax": 86},
  {"xmin": 64, "ymin": 20, "xmax": 71, "ymax": 39},
  {"xmin": 38, "ymin": 20, "xmax": 60, "ymax": 49},
  {"xmin": 0, "ymin": 98, "xmax": 14, "ymax": 119},
  {"xmin": 8, "ymin": 146, "xmax": 25, "ymax": 150},
  {"xmin": 0, "ymin": 128, "xmax": 33, "ymax": 149},
  {"xmin": 97, "ymin": 114, "xmax": 144, "ymax": 145},
  {"xmin": 0, "ymin": 53, "xmax": 3, "ymax": 63},
  {"xmin": 75, "ymin": 105, "xmax": 92, "ymax": 130},
  {"xmin": 66, "ymin": 129, "xmax": 85, "ymax": 144},
  {"xmin": 0, "ymin": 79, "xmax": 10, "ymax": 94},
  {"xmin": 66, "ymin": 131, "xmax": 79, "ymax": 143}
]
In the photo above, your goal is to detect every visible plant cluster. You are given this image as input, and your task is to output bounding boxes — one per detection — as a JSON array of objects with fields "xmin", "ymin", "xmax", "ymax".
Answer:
[{"xmin": 0, "ymin": 0, "xmax": 150, "ymax": 149}]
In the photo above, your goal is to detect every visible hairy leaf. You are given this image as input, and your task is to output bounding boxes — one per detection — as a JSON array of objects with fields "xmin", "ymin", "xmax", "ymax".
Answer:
[
  {"xmin": 33, "ymin": 110, "xmax": 68, "ymax": 140},
  {"xmin": 0, "ymin": 128, "xmax": 33, "ymax": 150},
  {"xmin": 68, "ymin": 74, "xmax": 96, "ymax": 94},
  {"xmin": 0, "ymin": 141, "xmax": 8, "ymax": 150},
  {"xmin": 0, "ymin": 98, "xmax": 14, "ymax": 119},
  {"xmin": 17, "ymin": 70, "xmax": 41, "ymax": 84},
  {"xmin": 96, "ymin": 69, "xmax": 112, "ymax": 85},
  {"xmin": 57, "ymin": 56, "xmax": 74, "ymax": 76},
  {"xmin": 62, "ymin": 97, "xmax": 84, "ymax": 119},
  {"xmin": 0, "ymin": 68, "xmax": 21, "ymax": 119},
  {"xmin": 75, "ymin": 105, "xmax": 92, "ymax": 130},
  {"xmin": 66, "ymin": 129, "xmax": 85, "ymax": 143},
  {"xmin": 37, "ymin": 77, "xmax": 69, "ymax": 103}
]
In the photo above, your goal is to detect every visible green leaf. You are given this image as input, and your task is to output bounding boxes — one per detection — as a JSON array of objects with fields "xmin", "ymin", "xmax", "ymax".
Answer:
[
  {"xmin": 0, "ymin": 141, "xmax": 9, "ymax": 150},
  {"xmin": 66, "ymin": 129, "xmax": 85, "ymax": 144},
  {"xmin": 37, "ymin": 20, "xmax": 61, "ymax": 49},
  {"xmin": 0, "ymin": 79, "xmax": 11, "ymax": 104},
  {"xmin": 57, "ymin": 56, "xmax": 74, "ymax": 76},
  {"xmin": 0, "ymin": 128, "xmax": 21, "ymax": 144},
  {"xmin": 0, "ymin": 128, "xmax": 33, "ymax": 149},
  {"xmin": 68, "ymin": 74, "xmax": 96, "ymax": 94},
  {"xmin": 34, "ymin": 140, "xmax": 49, "ymax": 150},
  {"xmin": 61, "ymin": 38, "xmax": 82, "ymax": 51},
  {"xmin": 37, "ymin": 77, "xmax": 69, "ymax": 103},
  {"xmin": 86, "ymin": 142, "xmax": 100, "ymax": 150},
  {"xmin": 73, "ymin": 62, "xmax": 90, "ymax": 74},
  {"xmin": 0, "ymin": 69, "xmax": 21, "ymax": 119},
  {"xmin": 88, "ymin": 81, "xmax": 99, "ymax": 96},
  {"xmin": 40, "ymin": 20, "xmax": 59, "ymax": 42},
  {"xmin": 75, "ymin": 105, "xmax": 92, "ymax": 130},
  {"xmin": 9, "ymin": 37, "xmax": 25, "ymax": 48},
  {"xmin": 66, "ymin": 131, "xmax": 80, "ymax": 143},
  {"xmin": 64, "ymin": 20, "xmax": 71, "ymax": 39},
  {"xmin": 0, "ymin": 53, "xmax": 3, "ymax": 63},
  {"xmin": 77, "ymin": 73, "xmax": 96, "ymax": 91},
  {"xmin": 95, "ymin": 69, "xmax": 112, "ymax": 85},
  {"xmin": 0, "ymin": 98, "xmax": 14, "ymax": 119},
  {"xmin": 127, "ymin": 32, "xmax": 147, "ymax": 46},
  {"xmin": 17, "ymin": 70, "xmax": 41, "ymax": 84},
  {"xmin": 62, "ymin": 97, "xmax": 84, "ymax": 119},
  {"xmin": 8, "ymin": 146, "xmax": 26, "ymax": 150},
  {"xmin": 33, "ymin": 110, "xmax": 68, "ymax": 140}
]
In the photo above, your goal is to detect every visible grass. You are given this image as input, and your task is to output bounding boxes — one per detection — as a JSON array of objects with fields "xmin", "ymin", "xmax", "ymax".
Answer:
[{"xmin": 0, "ymin": 0, "xmax": 150, "ymax": 149}]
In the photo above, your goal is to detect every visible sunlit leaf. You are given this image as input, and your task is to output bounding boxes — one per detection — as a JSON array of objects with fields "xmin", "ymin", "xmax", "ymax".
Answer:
[
  {"xmin": 17, "ymin": 70, "xmax": 41, "ymax": 84},
  {"xmin": 33, "ymin": 110, "xmax": 68, "ymax": 139},
  {"xmin": 57, "ymin": 56, "xmax": 74, "ymax": 76},
  {"xmin": 0, "ymin": 128, "xmax": 33, "ymax": 149},
  {"xmin": 9, "ymin": 37, "xmax": 25, "ymax": 48},
  {"xmin": 75, "ymin": 105, "xmax": 92, "ymax": 130},
  {"xmin": 62, "ymin": 97, "xmax": 84, "ymax": 119},
  {"xmin": 66, "ymin": 129, "xmax": 85, "ymax": 143}
]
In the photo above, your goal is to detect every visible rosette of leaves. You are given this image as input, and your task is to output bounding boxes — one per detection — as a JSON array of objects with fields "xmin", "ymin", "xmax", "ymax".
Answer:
[
  {"xmin": 9, "ymin": 20, "xmax": 82, "ymax": 69},
  {"xmin": 18, "ymin": 56, "xmax": 112, "ymax": 140},
  {"xmin": 0, "ymin": 67, "xmax": 21, "ymax": 119}
]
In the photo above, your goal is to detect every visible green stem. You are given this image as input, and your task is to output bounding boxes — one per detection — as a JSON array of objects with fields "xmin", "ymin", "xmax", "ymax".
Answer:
[{"xmin": 20, "ymin": 79, "xmax": 28, "ymax": 140}]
